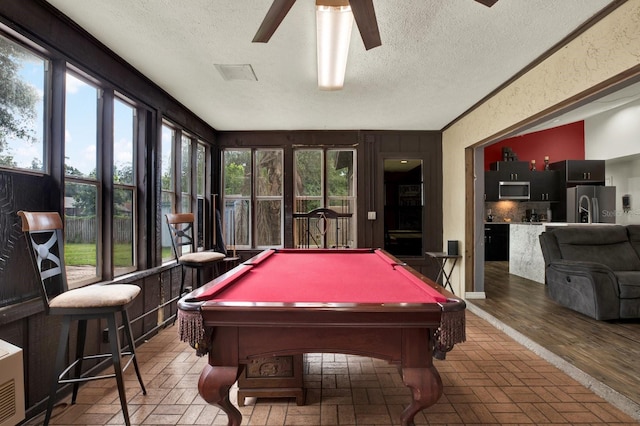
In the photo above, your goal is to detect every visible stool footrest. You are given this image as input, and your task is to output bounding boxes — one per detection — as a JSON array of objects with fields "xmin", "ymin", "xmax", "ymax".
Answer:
[{"xmin": 58, "ymin": 352, "xmax": 137, "ymax": 384}]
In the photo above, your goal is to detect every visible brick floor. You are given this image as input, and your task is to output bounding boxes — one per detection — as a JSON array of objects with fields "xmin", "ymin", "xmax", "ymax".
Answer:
[{"xmin": 26, "ymin": 311, "xmax": 639, "ymax": 425}]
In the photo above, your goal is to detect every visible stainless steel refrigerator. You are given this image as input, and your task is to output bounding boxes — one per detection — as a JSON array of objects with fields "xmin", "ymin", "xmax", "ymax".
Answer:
[{"xmin": 566, "ymin": 185, "xmax": 616, "ymax": 223}]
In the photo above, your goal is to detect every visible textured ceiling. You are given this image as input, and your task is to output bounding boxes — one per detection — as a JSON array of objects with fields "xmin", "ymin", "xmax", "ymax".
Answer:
[{"xmin": 45, "ymin": 0, "xmax": 615, "ymax": 131}]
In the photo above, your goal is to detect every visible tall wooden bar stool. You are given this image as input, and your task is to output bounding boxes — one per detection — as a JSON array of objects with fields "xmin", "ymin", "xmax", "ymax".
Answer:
[
  {"xmin": 165, "ymin": 213, "xmax": 226, "ymax": 295},
  {"xmin": 18, "ymin": 211, "xmax": 146, "ymax": 426}
]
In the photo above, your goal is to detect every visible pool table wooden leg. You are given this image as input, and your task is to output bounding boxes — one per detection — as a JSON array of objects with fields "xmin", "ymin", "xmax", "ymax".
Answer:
[
  {"xmin": 400, "ymin": 366, "xmax": 443, "ymax": 426},
  {"xmin": 198, "ymin": 364, "xmax": 242, "ymax": 426}
]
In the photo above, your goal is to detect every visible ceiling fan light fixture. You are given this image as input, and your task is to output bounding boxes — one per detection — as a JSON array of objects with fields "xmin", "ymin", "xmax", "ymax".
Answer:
[{"xmin": 316, "ymin": 2, "xmax": 353, "ymax": 90}]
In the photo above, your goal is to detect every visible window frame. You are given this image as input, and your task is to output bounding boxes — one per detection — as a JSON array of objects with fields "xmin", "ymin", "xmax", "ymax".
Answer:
[{"xmin": 222, "ymin": 148, "xmax": 285, "ymax": 250}]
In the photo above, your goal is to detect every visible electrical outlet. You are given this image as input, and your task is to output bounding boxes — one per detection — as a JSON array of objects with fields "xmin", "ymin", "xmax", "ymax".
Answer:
[{"xmin": 367, "ymin": 211, "xmax": 376, "ymax": 220}]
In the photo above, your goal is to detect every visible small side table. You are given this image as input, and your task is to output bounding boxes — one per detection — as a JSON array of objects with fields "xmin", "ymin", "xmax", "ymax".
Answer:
[{"xmin": 425, "ymin": 251, "xmax": 461, "ymax": 294}]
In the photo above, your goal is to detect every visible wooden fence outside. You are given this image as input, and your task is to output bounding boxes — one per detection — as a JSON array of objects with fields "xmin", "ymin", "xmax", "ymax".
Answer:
[{"xmin": 65, "ymin": 217, "xmax": 132, "ymax": 244}]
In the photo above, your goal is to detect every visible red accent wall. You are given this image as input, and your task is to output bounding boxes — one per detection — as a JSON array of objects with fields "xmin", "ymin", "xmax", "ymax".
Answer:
[{"xmin": 484, "ymin": 121, "xmax": 585, "ymax": 170}]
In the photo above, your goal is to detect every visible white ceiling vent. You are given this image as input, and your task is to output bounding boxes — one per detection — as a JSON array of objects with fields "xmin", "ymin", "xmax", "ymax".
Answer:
[{"xmin": 214, "ymin": 64, "xmax": 258, "ymax": 81}]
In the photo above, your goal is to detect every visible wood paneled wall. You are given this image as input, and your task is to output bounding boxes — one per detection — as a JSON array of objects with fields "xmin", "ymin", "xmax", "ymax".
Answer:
[{"xmin": 217, "ymin": 130, "xmax": 443, "ymax": 276}]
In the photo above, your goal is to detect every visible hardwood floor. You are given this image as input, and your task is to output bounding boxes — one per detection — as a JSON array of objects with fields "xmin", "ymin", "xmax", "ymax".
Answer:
[{"xmin": 471, "ymin": 261, "xmax": 640, "ymax": 415}]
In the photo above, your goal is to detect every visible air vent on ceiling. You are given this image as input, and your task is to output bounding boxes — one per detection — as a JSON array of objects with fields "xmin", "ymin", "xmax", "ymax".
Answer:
[{"xmin": 214, "ymin": 64, "xmax": 258, "ymax": 81}]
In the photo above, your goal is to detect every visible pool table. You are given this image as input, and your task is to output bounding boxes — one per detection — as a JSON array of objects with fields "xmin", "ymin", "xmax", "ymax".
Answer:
[{"xmin": 177, "ymin": 248, "xmax": 466, "ymax": 426}]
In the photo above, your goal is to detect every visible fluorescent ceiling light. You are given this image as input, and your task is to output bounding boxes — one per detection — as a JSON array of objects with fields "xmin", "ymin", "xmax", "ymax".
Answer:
[{"xmin": 316, "ymin": 1, "xmax": 353, "ymax": 90}]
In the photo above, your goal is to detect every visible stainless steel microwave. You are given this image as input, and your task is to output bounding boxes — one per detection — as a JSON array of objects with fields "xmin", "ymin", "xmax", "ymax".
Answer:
[{"xmin": 498, "ymin": 181, "xmax": 530, "ymax": 200}]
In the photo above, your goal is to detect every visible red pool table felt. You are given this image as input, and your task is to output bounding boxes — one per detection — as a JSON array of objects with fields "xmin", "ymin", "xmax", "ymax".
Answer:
[{"xmin": 191, "ymin": 248, "xmax": 448, "ymax": 305}]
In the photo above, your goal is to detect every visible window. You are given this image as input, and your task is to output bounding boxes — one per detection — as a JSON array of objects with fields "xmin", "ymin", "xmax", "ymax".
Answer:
[
  {"xmin": 0, "ymin": 34, "xmax": 47, "ymax": 172},
  {"xmin": 180, "ymin": 134, "xmax": 192, "ymax": 213},
  {"xmin": 161, "ymin": 125, "xmax": 211, "ymax": 258},
  {"xmin": 113, "ymin": 97, "xmax": 136, "ymax": 275},
  {"xmin": 64, "ymin": 72, "xmax": 100, "ymax": 285},
  {"xmin": 160, "ymin": 124, "xmax": 175, "ymax": 260},
  {"xmin": 63, "ymin": 71, "xmax": 142, "ymax": 285},
  {"xmin": 196, "ymin": 142, "xmax": 206, "ymax": 250},
  {"xmin": 255, "ymin": 150, "xmax": 283, "ymax": 247},
  {"xmin": 223, "ymin": 149, "xmax": 283, "ymax": 249},
  {"xmin": 294, "ymin": 148, "xmax": 356, "ymax": 248}
]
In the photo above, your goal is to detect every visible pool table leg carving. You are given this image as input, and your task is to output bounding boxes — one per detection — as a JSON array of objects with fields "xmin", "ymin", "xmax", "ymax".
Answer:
[
  {"xmin": 198, "ymin": 364, "xmax": 242, "ymax": 426},
  {"xmin": 400, "ymin": 366, "xmax": 443, "ymax": 426}
]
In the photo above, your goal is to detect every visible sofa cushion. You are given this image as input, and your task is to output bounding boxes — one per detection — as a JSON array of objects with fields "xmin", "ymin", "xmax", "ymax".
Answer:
[
  {"xmin": 614, "ymin": 271, "xmax": 640, "ymax": 299},
  {"xmin": 539, "ymin": 231, "xmax": 562, "ymax": 266},
  {"xmin": 628, "ymin": 225, "xmax": 640, "ymax": 259},
  {"xmin": 553, "ymin": 225, "xmax": 640, "ymax": 271}
]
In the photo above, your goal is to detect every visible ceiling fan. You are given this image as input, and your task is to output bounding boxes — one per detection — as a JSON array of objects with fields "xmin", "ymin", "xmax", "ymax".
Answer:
[{"xmin": 252, "ymin": 0, "xmax": 499, "ymax": 50}]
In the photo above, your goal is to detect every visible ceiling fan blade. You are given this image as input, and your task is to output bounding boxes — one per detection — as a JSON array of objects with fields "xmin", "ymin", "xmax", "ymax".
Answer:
[
  {"xmin": 252, "ymin": 0, "xmax": 297, "ymax": 43},
  {"xmin": 349, "ymin": 0, "xmax": 381, "ymax": 50},
  {"xmin": 474, "ymin": 0, "xmax": 499, "ymax": 7}
]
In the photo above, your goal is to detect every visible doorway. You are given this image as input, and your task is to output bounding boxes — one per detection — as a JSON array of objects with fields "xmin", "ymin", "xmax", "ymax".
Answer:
[{"xmin": 383, "ymin": 159, "xmax": 423, "ymax": 257}]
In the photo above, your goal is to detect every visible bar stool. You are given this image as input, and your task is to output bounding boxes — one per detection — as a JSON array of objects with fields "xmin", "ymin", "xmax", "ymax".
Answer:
[
  {"xmin": 18, "ymin": 211, "xmax": 146, "ymax": 426},
  {"xmin": 165, "ymin": 213, "xmax": 226, "ymax": 295}
]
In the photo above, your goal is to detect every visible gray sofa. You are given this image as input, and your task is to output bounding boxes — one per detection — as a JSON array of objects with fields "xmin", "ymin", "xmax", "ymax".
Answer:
[{"xmin": 539, "ymin": 225, "xmax": 640, "ymax": 320}]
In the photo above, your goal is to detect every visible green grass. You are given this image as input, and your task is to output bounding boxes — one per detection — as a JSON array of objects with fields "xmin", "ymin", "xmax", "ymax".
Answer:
[
  {"xmin": 65, "ymin": 243, "xmax": 175, "ymax": 266},
  {"xmin": 65, "ymin": 243, "xmax": 136, "ymax": 267}
]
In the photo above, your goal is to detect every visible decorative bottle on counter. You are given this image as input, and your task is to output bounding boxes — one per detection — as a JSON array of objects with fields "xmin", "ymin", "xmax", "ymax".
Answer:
[
  {"xmin": 530, "ymin": 159, "xmax": 536, "ymax": 171},
  {"xmin": 544, "ymin": 156, "xmax": 550, "ymax": 170}
]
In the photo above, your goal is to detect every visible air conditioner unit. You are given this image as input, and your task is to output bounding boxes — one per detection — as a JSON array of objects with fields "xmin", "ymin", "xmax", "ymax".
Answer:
[{"xmin": 0, "ymin": 340, "xmax": 24, "ymax": 426}]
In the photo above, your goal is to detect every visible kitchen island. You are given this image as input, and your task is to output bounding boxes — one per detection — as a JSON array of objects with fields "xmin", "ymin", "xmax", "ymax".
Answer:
[
  {"xmin": 509, "ymin": 222, "xmax": 616, "ymax": 284},
  {"xmin": 509, "ymin": 222, "xmax": 580, "ymax": 284}
]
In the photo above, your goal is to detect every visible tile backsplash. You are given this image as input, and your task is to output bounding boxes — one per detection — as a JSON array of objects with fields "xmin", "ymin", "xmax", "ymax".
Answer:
[{"xmin": 485, "ymin": 201, "xmax": 552, "ymax": 222}]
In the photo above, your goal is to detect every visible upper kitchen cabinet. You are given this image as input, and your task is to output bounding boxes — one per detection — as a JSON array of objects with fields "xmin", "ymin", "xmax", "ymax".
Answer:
[
  {"xmin": 529, "ymin": 170, "xmax": 560, "ymax": 202},
  {"xmin": 490, "ymin": 161, "xmax": 530, "ymax": 181},
  {"xmin": 550, "ymin": 160, "xmax": 605, "ymax": 186}
]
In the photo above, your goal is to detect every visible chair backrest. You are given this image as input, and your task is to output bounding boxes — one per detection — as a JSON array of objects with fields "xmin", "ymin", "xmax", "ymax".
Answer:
[
  {"xmin": 165, "ymin": 213, "xmax": 197, "ymax": 258},
  {"xmin": 18, "ymin": 211, "xmax": 68, "ymax": 312},
  {"xmin": 295, "ymin": 208, "xmax": 347, "ymax": 248}
]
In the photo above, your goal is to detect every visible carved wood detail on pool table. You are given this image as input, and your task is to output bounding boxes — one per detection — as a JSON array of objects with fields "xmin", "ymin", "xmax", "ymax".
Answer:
[{"xmin": 237, "ymin": 354, "xmax": 305, "ymax": 407}]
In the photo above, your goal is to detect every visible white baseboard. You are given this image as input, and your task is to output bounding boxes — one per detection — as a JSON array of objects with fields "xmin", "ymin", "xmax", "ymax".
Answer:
[{"xmin": 464, "ymin": 291, "xmax": 486, "ymax": 299}]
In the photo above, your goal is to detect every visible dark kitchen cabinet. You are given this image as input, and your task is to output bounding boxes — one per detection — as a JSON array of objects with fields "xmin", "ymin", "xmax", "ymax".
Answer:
[
  {"xmin": 485, "ymin": 223, "xmax": 509, "ymax": 261},
  {"xmin": 550, "ymin": 160, "xmax": 605, "ymax": 185},
  {"xmin": 549, "ymin": 160, "xmax": 606, "ymax": 221},
  {"xmin": 484, "ymin": 171, "xmax": 500, "ymax": 201},
  {"xmin": 490, "ymin": 161, "xmax": 529, "ymax": 181},
  {"xmin": 529, "ymin": 170, "xmax": 559, "ymax": 201}
]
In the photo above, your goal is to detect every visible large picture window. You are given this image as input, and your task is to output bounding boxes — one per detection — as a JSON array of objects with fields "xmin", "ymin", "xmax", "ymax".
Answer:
[
  {"xmin": 0, "ymin": 34, "xmax": 47, "ymax": 172},
  {"xmin": 223, "ymin": 149, "xmax": 283, "ymax": 249},
  {"xmin": 63, "ymin": 71, "xmax": 142, "ymax": 285}
]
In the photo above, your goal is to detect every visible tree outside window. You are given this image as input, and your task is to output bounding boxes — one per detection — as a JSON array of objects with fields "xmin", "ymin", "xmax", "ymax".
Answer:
[{"xmin": 0, "ymin": 35, "xmax": 46, "ymax": 171}]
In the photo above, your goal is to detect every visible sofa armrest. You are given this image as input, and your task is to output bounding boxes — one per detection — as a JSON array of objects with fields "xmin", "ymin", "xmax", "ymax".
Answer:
[{"xmin": 546, "ymin": 260, "xmax": 620, "ymax": 320}]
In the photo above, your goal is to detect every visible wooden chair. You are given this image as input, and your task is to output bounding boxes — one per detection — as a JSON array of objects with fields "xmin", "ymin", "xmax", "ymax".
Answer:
[
  {"xmin": 165, "ymin": 213, "xmax": 226, "ymax": 295},
  {"xmin": 18, "ymin": 211, "xmax": 146, "ymax": 426}
]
